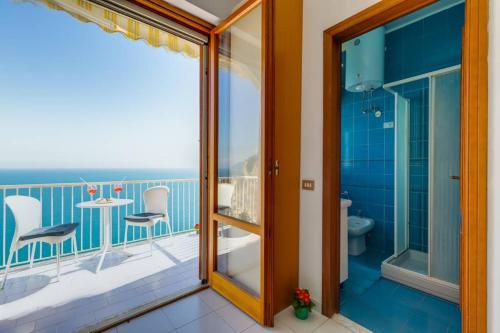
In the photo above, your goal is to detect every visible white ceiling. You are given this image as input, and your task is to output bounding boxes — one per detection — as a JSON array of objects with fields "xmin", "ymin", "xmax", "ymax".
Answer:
[{"xmin": 164, "ymin": 0, "xmax": 246, "ymax": 24}]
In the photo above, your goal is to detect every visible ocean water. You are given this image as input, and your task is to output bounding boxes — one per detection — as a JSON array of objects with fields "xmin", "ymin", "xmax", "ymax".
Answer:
[
  {"xmin": 0, "ymin": 169, "xmax": 200, "ymax": 268},
  {"xmin": 0, "ymin": 168, "xmax": 198, "ymax": 185}
]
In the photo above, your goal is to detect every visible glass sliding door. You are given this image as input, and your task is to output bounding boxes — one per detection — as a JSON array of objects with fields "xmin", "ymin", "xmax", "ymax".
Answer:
[{"xmin": 208, "ymin": 0, "xmax": 271, "ymax": 324}]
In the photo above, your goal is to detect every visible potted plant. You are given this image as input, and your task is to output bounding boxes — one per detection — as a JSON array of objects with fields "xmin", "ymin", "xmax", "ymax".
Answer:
[
  {"xmin": 194, "ymin": 223, "xmax": 200, "ymax": 234},
  {"xmin": 293, "ymin": 288, "xmax": 315, "ymax": 320}
]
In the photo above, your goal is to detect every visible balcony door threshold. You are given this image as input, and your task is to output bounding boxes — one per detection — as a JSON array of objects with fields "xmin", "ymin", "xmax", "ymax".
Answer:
[{"xmin": 79, "ymin": 283, "xmax": 208, "ymax": 333}]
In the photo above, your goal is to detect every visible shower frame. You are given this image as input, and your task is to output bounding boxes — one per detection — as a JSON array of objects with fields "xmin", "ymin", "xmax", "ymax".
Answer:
[
  {"xmin": 381, "ymin": 65, "xmax": 461, "ymax": 303},
  {"xmin": 380, "ymin": 65, "xmax": 461, "ymax": 303}
]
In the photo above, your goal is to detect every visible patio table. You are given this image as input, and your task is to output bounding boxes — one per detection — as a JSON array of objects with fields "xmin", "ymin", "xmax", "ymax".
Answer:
[{"xmin": 77, "ymin": 198, "xmax": 133, "ymax": 273}]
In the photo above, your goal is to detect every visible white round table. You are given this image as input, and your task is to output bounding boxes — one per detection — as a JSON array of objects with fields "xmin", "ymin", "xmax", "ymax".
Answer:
[{"xmin": 77, "ymin": 198, "xmax": 133, "ymax": 273}]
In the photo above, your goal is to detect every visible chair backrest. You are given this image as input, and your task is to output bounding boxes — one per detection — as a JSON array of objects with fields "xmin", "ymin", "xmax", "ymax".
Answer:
[
  {"xmin": 218, "ymin": 183, "xmax": 235, "ymax": 208},
  {"xmin": 5, "ymin": 196, "xmax": 42, "ymax": 242},
  {"xmin": 143, "ymin": 186, "xmax": 169, "ymax": 215}
]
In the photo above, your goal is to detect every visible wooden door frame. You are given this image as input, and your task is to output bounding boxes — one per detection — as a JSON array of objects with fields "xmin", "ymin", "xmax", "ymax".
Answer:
[
  {"xmin": 207, "ymin": 0, "xmax": 275, "ymax": 326},
  {"xmin": 321, "ymin": 1, "xmax": 488, "ymax": 333},
  {"xmin": 129, "ymin": 0, "xmax": 214, "ymax": 34}
]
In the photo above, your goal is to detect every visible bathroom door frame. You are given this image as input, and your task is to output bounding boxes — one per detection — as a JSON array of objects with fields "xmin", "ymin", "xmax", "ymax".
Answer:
[{"xmin": 321, "ymin": 1, "xmax": 489, "ymax": 333}]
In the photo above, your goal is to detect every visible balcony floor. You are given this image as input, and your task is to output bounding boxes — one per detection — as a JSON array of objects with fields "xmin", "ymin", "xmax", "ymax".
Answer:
[{"xmin": 0, "ymin": 232, "xmax": 200, "ymax": 333}]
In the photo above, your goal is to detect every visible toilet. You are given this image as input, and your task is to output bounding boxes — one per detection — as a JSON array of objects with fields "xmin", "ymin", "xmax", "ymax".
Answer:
[{"xmin": 348, "ymin": 216, "xmax": 375, "ymax": 256}]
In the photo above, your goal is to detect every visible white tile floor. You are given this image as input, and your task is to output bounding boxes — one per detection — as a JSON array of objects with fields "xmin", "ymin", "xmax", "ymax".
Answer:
[
  {"xmin": 0, "ymin": 233, "xmax": 200, "ymax": 333},
  {"xmin": 108, "ymin": 289, "xmax": 372, "ymax": 333}
]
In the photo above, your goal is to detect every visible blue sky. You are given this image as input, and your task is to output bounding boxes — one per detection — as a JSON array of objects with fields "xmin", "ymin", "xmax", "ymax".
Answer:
[{"xmin": 0, "ymin": 0, "xmax": 200, "ymax": 169}]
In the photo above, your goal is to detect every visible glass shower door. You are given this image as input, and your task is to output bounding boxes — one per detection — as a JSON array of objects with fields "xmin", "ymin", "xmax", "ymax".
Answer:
[
  {"xmin": 429, "ymin": 70, "xmax": 461, "ymax": 284},
  {"xmin": 395, "ymin": 94, "xmax": 409, "ymax": 256}
]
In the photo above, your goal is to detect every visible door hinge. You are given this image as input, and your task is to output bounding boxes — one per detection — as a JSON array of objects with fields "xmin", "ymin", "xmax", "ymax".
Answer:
[{"xmin": 274, "ymin": 160, "xmax": 279, "ymax": 176}]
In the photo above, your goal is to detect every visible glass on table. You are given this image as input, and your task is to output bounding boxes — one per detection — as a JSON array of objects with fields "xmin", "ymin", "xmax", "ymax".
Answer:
[
  {"xmin": 87, "ymin": 184, "xmax": 97, "ymax": 200},
  {"xmin": 113, "ymin": 183, "xmax": 123, "ymax": 197}
]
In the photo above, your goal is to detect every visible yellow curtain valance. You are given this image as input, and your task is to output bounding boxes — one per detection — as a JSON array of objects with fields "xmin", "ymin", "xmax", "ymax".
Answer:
[{"xmin": 25, "ymin": 0, "xmax": 200, "ymax": 58}]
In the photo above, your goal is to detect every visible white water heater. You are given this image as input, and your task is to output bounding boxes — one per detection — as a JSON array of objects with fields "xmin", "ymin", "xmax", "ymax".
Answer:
[{"xmin": 345, "ymin": 27, "xmax": 385, "ymax": 92}]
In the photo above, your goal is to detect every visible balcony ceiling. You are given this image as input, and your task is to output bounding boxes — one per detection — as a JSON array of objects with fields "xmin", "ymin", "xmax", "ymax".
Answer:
[{"xmin": 164, "ymin": 0, "xmax": 246, "ymax": 24}]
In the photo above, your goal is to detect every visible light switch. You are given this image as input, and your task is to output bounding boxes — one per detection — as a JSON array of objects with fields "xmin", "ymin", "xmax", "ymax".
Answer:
[{"xmin": 302, "ymin": 179, "xmax": 315, "ymax": 191}]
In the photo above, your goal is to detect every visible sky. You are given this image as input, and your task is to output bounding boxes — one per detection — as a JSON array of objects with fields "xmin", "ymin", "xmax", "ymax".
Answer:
[{"xmin": 0, "ymin": 0, "xmax": 200, "ymax": 169}]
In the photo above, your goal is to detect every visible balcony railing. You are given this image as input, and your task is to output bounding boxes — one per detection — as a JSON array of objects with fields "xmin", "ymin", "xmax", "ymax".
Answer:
[
  {"xmin": 0, "ymin": 178, "xmax": 200, "ymax": 270},
  {"xmin": 0, "ymin": 176, "xmax": 259, "ymax": 270}
]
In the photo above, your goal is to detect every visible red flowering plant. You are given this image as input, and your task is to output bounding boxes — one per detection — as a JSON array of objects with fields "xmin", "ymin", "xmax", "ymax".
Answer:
[
  {"xmin": 194, "ymin": 223, "xmax": 200, "ymax": 234},
  {"xmin": 292, "ymin": 288, "xmax": 315, "ymax": 312}
]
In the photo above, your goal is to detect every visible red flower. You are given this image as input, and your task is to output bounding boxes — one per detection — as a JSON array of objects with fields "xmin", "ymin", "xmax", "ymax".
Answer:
[{"xmin": 194, "ymin": 223, "xmax": 200, "ymax": 229}]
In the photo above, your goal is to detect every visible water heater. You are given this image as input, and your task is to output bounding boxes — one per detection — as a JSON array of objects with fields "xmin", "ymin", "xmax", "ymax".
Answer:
[{"xmin": 345, "ymin": 27, "xmax": 385, "ymax": 92}]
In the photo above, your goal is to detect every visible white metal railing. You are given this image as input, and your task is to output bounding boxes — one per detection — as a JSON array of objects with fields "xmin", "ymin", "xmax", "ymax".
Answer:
[
  {"xmin": 219, "ymin": 176, "xmax": 259, "ymax": 222},
  {"xmin": 0, "ymin": 176, "xmax": 259, "ymax": 270},
  {"xmin": 0, "ymin": 178, "xmax": 200, "ymax": 269}
]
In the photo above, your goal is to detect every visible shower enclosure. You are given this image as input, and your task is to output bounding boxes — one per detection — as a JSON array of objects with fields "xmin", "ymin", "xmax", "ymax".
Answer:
[{"xmin": 381, "ymin": 65, "xmax": 461, "ymax": 303}]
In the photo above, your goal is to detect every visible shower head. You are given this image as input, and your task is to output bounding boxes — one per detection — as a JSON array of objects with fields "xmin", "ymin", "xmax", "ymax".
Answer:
[{"xmin": 360, "ymin": 89, "xmax": 383, "ymax": 117}]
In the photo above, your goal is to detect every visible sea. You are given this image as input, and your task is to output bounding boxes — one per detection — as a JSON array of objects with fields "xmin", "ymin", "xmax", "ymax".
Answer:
[
  {"xmin": 0, "ymin": 168, "xmax": 200, "ymax": 266},
  {"xmin": 0, "ymin": 168, "xmax": 198, "ymax": 185}
]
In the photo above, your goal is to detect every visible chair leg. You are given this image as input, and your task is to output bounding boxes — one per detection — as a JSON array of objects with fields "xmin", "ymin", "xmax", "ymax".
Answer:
[
  {"xmin": 166, "ymin": 220, "xmax": 173, "ymax": 238},
  {"xmin": 72, "ymin": 235, "xmax": 79, "ymax": 262},
  {"xmin": 147, "ymin": 225, "xmax": 153, "ymax": 256},
  {"xmin": 30, "ymin": 242, "xmax": 37, "ymax": 269},
  {"xmin": 1, "ymin": 244, "xmax": 16, "ymax": 290},
  {"xmin": 123, "ymin": 224, "xmax": 128, "ymax": 249},
  {"xmin": 56, "ymin": 242, "xmax": 61, "ymax": 281}
]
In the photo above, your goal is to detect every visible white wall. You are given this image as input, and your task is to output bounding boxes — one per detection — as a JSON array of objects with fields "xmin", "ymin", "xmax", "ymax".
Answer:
[
  {"xmin": 299, "ymin": 0, "xmax": 380, "ymax": 305},
  {"xmin": 300, "ymin": 3, "xmax": 500, "ymax": 329},
  {"xmin": 487, "ymin": 0, "xmax": 500, "ymax": 332}
]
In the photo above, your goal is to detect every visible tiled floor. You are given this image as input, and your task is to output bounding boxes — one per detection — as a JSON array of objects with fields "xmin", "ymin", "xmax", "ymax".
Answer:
[
  {"xmin": 107, "ymin": 288, "xmax": 372, "ymax": 333},
  {"xmin": 0, "ymin": 233, "xmax": 200, "ymax": 333},
  {"xmin": 341, "ymin": 251, "xmax": 461, "ymax": 333}
]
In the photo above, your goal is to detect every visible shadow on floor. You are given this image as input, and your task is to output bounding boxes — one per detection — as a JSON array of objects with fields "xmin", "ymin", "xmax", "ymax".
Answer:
[{"xmin": 0, "ymin": 249, "xmax": 200, "ymax": 333}]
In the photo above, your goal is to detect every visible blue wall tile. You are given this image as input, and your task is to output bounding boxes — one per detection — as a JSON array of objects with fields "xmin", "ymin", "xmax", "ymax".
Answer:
[
  {"xmin": 385, "ymin": 3, "xmax": 464, "ymax": 83},
  {"xmin": 341, "ymin": 3, "xmax": 463, "ymax": 254}
]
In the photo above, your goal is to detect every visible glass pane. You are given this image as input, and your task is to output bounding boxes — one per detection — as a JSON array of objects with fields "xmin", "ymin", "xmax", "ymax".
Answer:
[
  {"xmin": 388, "ymin": 79, "xmax": 430, "ymax": 276},
  {"xmin": 217, "ymin": 222, "xmax": 260, "ymax": 296},
  {"xmin": 429, "ymin": 71, "xmax": 461, "ymax": 284},
  {"xmin": 217, "ymin": 5, "xmax": 262, "ymax": 224}
]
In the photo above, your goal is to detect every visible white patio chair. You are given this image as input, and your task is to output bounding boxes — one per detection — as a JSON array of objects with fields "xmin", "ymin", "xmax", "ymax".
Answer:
[
  {"xmin": 1, "ymin": 196, "xmax": 79, "ymax": 289},
  {"xmin": 217, "ymin": 183, "xmax": 235, "ymax": 236},
  {"xmin": 218, "ymin": 183, "xmax": 235, "ymax": 213},
  {"xmin": 123, "ymin": 186, "xmax": 172, "ymax": 256}
]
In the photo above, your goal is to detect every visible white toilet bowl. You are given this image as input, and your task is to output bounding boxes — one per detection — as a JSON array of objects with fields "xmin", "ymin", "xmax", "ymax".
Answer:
[{"xmin": 348, "ymin": 216, "xmax": 375, "ymax": 256}]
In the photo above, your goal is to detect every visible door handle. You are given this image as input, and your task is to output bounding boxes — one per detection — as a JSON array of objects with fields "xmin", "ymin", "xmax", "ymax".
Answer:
[{"xmin": 450, "ymin": 175, "xmax": 460, "ymax": 180}]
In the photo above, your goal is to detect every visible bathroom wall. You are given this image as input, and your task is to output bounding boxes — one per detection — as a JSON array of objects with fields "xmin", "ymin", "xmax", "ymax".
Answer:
[
  {"xmin": 385, "ymin": 3, "xmax": 464, "ymax": 83},
  {"xmin": 341, "ymin": 83, "xmax": 395, "ymax": 253},
  {"xmin": 340, "ymin": 3, "xmax": 464, "ymax": 254}
]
